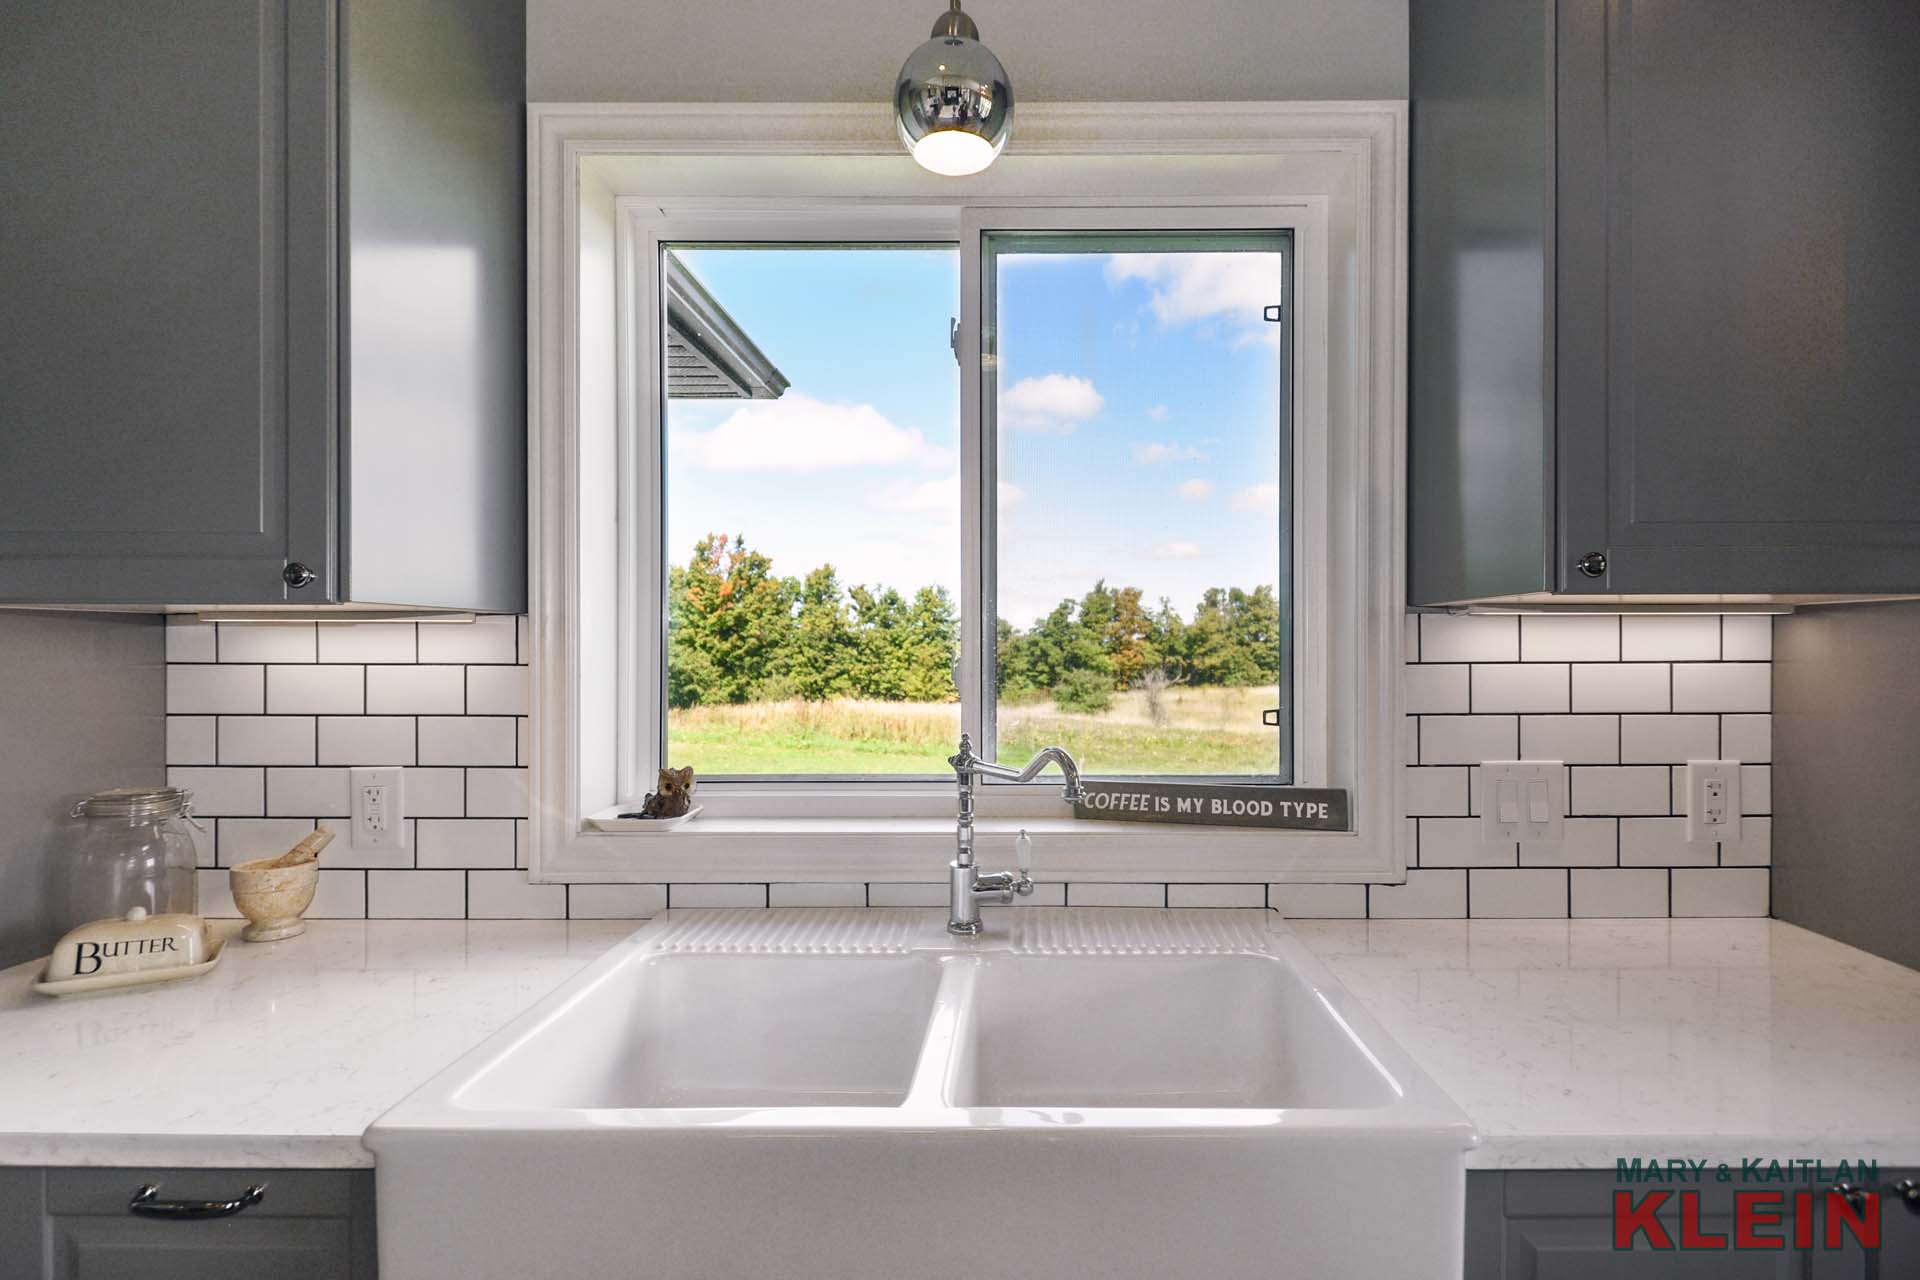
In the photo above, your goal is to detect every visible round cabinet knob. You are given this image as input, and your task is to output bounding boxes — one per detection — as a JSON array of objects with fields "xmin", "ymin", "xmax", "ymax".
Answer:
[
  {"xmin": 1575, "ymin": 551, "xmax": 1608, "ymax": 579},
  {"xmin": 282, "ymin": 562, "xmax": 316, "ymax": 589}
]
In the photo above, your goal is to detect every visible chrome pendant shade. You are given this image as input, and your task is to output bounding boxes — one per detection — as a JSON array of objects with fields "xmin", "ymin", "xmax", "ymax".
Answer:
[{"xmin": 894, "ymin": 0, "xmax": 1013, "ymax": 176}]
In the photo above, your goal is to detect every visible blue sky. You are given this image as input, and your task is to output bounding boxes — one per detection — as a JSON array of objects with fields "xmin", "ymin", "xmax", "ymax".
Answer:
[{"xmin": 666, "ymin": 243, "xmax": 1285, "ymax": 629}]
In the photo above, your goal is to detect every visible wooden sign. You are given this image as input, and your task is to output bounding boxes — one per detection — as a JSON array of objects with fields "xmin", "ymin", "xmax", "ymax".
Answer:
[{"xmin": 1072, "ymin": 781, "xmax": 1350, "ymax": 831}]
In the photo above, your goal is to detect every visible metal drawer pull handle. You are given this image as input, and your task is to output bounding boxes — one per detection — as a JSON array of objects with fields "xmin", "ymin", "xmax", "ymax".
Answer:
[{"xmin": 128, "ymin": 1182, "xmax": 267, "ymax": 1219}]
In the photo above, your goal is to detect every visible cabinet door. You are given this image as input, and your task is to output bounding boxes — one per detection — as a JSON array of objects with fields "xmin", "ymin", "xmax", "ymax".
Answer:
[
  {"xmin": 1555, "ymin": 0, "xmax": 1920, "ymax": 595},
  {"xmin": 0, "ymin": 1, "xmax": 337, "ymax": 604}
]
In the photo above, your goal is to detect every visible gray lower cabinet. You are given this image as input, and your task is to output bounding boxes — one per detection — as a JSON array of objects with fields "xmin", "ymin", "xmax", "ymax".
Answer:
[
  {"xmin": 0, "ymin": 0, "xmax": 525, "ymax": 611},
  {"xmin": 0, "ymin": 1167, "xmax": 375, "ymax": 1279},
  {"xmin": 1409, "ymin": 0, "xmax": 1920, "ymax": 603},
  {"xmin": 1466, "ymin": 1169, "xmax": 1920, "ymax": 1279}
]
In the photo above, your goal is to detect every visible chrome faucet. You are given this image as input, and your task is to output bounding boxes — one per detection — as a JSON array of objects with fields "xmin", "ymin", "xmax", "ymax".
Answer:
[{"xmin": 945, "ymin": 734, "xmax": 1083, "ymax": 935}]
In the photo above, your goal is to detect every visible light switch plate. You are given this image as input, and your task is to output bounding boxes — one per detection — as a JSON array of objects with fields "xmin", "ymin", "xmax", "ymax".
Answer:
[
  {"xmin": 1480, "ymin": 761, "xmax": 1565, "ymax": 847},
  {"xmin": 351, "ymin": 766, "xmax": 406, "ymax": 850},
  {"xmin": 1684, "ymin": 759, "xmax": 1742, "ymax": 846}
]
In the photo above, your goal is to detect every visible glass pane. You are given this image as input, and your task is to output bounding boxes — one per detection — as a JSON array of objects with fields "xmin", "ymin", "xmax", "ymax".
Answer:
[
  {"xmin": 987, "ymin": 232, "xmax": 1291, "ymax": 779},
  {"xmin": 662, "ymin": 245, "xmax": 961, "ymax": 776}
]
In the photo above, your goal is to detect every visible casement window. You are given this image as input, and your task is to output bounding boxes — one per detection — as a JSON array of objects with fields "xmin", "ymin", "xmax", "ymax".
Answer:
[{"xmin": 529, "ymin": 104, "xmax": 1406, "ymax": 885}]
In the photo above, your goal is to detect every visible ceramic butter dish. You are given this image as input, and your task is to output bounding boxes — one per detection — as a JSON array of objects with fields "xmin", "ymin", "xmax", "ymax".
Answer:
[{"xmin": 34, "ymin": 907, "xmax": 222, "ymax": 996}]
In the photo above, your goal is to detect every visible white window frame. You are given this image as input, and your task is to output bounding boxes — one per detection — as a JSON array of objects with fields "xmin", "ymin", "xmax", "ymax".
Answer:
[{"xmin": 528, "ymin": 102, "xmax": 1408, "ymax": 886}]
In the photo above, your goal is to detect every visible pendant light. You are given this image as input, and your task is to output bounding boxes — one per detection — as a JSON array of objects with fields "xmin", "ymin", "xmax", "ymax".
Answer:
[{"xmin": 894, "ymin": 0, "xmax": 1013, "ymax": 176}]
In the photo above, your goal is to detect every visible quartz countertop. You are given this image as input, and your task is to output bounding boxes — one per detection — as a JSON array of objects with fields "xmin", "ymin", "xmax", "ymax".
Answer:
[
  {"xmin": 3, "ymin": 915, "xmax": 1916, "ymax": 1173},
  {"xmin": 1291, "ymin": 918, "xmax": 1920, "ymax": 1170},
  {"xmin": 0, "ymin": 919, "xmax": 638, "ymax": 1168}
]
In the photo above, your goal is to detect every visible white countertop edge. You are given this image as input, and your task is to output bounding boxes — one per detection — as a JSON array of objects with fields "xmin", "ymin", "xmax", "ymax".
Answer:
[
  {"xmin": 1467, "ymin": 1135, "xmax": 1920, "ymax": 1172},
  {"xmin": 0, "ymin": 1132, "xmax": 372, "ymax": 1170}
]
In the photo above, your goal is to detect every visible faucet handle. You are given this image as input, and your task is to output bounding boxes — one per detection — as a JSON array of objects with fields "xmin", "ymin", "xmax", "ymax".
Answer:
[{"xmin": 1015, "ymin": 829, "xmax": 1034, "ymax": 894}]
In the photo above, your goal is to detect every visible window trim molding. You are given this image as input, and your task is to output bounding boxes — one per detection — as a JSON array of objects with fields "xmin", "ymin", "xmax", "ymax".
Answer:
[{"xmin": 528, "ymin": 101, "xmax": 1409, "ymax": 885}]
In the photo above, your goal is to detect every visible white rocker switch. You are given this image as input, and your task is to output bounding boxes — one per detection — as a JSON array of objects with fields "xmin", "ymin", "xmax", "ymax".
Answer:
[{"xmin": 1481, "ymin": 761, "xmax": 1566, "ymax": 848}]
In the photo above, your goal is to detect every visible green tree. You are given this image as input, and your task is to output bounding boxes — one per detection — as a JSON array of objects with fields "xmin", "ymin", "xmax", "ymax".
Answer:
[{"xmin": 666, "ymin": 534, "xmax": 798, "ymax": 707}]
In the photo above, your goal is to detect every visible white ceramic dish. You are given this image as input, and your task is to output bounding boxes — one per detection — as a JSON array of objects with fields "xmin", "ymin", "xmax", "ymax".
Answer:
[
  {"xmin": 33, "ymin": 938, "xmax": 225, "ymax": 997},
  {"xmin": 583, "ymin": 804, "xmax": 702, "ymax": 833}
]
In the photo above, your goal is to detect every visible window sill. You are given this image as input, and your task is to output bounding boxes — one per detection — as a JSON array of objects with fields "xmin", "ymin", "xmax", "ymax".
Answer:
[{"xmin": 541, "ymin": 809, "xmax": 1384, "ymax": 885}]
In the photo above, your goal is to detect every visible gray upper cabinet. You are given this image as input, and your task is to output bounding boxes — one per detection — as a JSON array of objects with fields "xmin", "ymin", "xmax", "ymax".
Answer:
[
  {"xmin": 1410, "ymin": 0, "xmax": 1920, "ymax": 605},
  {"xmin": 0, "ymin": 0, "xmax": 525, "ymax": 611}
]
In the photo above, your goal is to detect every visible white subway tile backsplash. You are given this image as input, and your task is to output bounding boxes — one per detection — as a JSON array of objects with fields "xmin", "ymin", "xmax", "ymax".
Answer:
[
  {"xmin": 467, "ymin": 665, "xmax": 530, "ymax": 715},
  {"xmin": 308, "ymin": 869, "xmax": 369, "ymax": 919},
  {"xmin": 1269, "ymin": 882, "xmax": 1366, "ymax": 918},
  {"xmin": 1572, "ymin": 767, "xmax": 1671, "ymax": 817},
  {"xmin": 168, "ymin": 766, "xmax": 264, "ymax": 817},
  {"xmin": 468, "ymin": 869, "xmax": 566, "ymax": 919},
  {"xmin": 1471, "ymin": 664, "xmax": 1569, "ymax": 713},
  {"xmin": 266, "ymin": 767, "xmax": 350, "ymax": 817},
  {"xmin": 1670, "ymin": 868, "xmax": 1769, "ymax": 918},
  {"xmin": 369, "ymin": 869, "xmax": 465, "ymax": 919},
  {"xmin": 1520, "ymin": 714, "xmax": 1618, "ymax": 764},
  {"xmin": 1571, "ymin": 663, "xmax": 1670, "ymax": 713},
  {"xmin": 267, "ymin": 665, "xmax": 364, "ymax": 715},
  {"xmin": 569, "ymin": 883, "xmax": 667, "ymax": 918},
  {"xmin": 669, "ymin": 883, "xmax": 769, "ymax": 909},
  {"xmin": 768, "ymin": 882, "xmax": 867, "ymax": 908},
  {"xmin": 1166, "ymin": 884, "xmax": 1265, "ymax": 908},
  {"xmin": 164, "ymin": 611, "xmax": 1776, "ymax": 921},
  {"xmin": 1520, "ymin": 615, "xmax": 1619, "ymax": 662},
  {"xmin": 466, "ymin": 767, "xmax": 529, "ymax": 818},
  {"xmin": 366, "ymin": 665, "xmax": 465, "ymax": 714},
  {"xmin": 418, "ymin": 616, "xmax": 519, "ymax": 664},
  {"xmin": 1522, "ymin": 817, "xmax": 1616, "ymax": 868},
  {"xmin": 1419, "ymin": 715, "xmax": 1517, "ymax": 765},
  {"xmin": 217, "ymin": 623, "xmax": 316, "ymax": 664},
  {"xmin": 417, "ymin": 818, "xmax": 517, "ymax": 869},
  {"xmin": 165, "ymin": 617, "xmax": 217, "ymax": 662},
  {"xmin": 169, "ymin": 665, "xmax": 264, "ymax": 714},
  {"xmin": 1369, "ymin": 869, "xmax": 1467, "ymax": 919},
  {"xmin": 1720, "ymin": 714, "xmax": 1772, "ymax": 763},
  {"xmin": 166, "ymin": 716, "xmax": 216, "ymax": 765},
  {"xmin": 1404, "ymin": 664, "xmax": 1469, "ymax": 714},
  {"xmin": 1469, "ymin": 868, "xmax": 1568, "ymax": 918},
  {"xmin": 218, "ymin": 716, "xmax": 316, "ymax": 766},
  {"xmin": 317, "ymin": 623, "xmax": 417, "ymax": 664},
  {"xmin": 1066, "ymin": 882, "xmax": 1165, "ymax": 908},
  {"xmin": 1620, "ymin": 615, "xmax": 1720, "ymax": 661},
  {"xmin": 1619, "ymin": 817, "xmax": 1712, "ymax": 867},
  {"xmin": 1619, "ymin": 715, "xmax": 1719, "ymax": 764},
  {"xmin": 317, "ymin": 716, "xmax": 415, "ymax": 766},
  {"xmin": 418, "ymin": 716, "xmax": 516, "ymax": 766},
  {"xmin": 1720, "ymin": 616, "xmax": 1772, "ymax": 661},
  {"xmin": 1571, "ymin": 869, "xmax": 1669, "ymax": 918},
  {"xmin": 404, "ymin": 768, "xmax": 468, "ymax": 817},
  {"xmin": 1671, "ymin": 662, "xmax": 1770, "ymax": 712},
  {"xmin": 1420, "ymin": 614, "xmax": 1518, "ymax": 663},
  {"xmin": 1419, "ymin": 817, "xmax": 1515, "ymax": 868}
]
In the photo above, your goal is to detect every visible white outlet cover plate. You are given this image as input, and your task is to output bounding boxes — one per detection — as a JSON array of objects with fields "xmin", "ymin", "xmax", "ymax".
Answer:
[
  {"xmin": 1479, "ymin": 761, "xmax": 1566, "ymax": 847},
  {"xmin": 351, "ymin": 766, "xmax": 407, "ymax": 850},
  {"xmin": 1684, "ymin": 759, "xmax": 1742, "ymax": 846}
]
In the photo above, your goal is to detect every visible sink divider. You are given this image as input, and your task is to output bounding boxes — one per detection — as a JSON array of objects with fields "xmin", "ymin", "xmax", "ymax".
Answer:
[{"xmin": 902, "ymin": 956, "xmax": 982, "ymax": 1111}]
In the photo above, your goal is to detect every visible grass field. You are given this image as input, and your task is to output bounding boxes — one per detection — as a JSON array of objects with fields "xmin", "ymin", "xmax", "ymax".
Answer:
[{"xmin": 666, "ymin": 685, "xmax": 1279, "ymax": 777}]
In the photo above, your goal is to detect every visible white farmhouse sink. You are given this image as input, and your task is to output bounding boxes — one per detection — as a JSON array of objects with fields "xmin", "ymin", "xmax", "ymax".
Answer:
[{"xmin": 368, "ymin": 909, "xmax": 1474, "ymax": 1280}]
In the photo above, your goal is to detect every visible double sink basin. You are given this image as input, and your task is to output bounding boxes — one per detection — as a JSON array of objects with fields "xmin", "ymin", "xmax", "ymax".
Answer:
[{"xmin": 368, "ymin": 908, "xmax": 1474, "ymax": 1279}]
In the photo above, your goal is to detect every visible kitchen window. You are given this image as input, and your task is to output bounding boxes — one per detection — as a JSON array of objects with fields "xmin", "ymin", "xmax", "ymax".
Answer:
[{"xmin": 527, "ymin": 104, "xmax": 1406, "ymax": 885}]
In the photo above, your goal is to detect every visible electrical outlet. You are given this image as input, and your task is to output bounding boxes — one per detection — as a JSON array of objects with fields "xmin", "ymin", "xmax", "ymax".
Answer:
[
  {"xmin": 1480, "ymin": 761, "xmax": 1565, "ymax": 847},
  {"xmin": 1685, "ymin": 759, "xmax": 1742, "ymax": 846},
  {"xmin": 351, "ymin": 766, "xmax": 406, "ymax": 850}
]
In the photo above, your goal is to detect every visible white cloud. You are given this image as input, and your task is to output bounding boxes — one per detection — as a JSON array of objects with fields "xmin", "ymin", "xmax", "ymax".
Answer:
[
  {"xmin": 1134, "ymin": 441, "xmax": 1207, "ymax": 464},
  {"xmin": 1000, "ymin": 373, "xmax": 1103, "ymax": 433},
  {"xmin": 1147, "ymin": 403, "xmax": 1170, "ymax": 421},
  {"xmin": 1230, "ymin": 482, "xmax": 1282, "ymax": 513},
  {"xmin": 1154, "ymin": 541, "xmax": 1203, "ymax": 559},
  {"xmin": 867, "ymin": 476, "xmax": 1024, "ymax": 520},
  {"xmin": 671, "ymin": 391, "xmax": 948, "ymax": 473},
  {"xmin": 998, "ymin": 481, "xmax": 1025, "ymax": 509},
  {"xmin": 1105, "ymin": 252, "xmax": 1285, "ymax": 347},
  {"xmin": 1176, "ymin": 479, "xmax": 1214, "ymax": 502}
]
